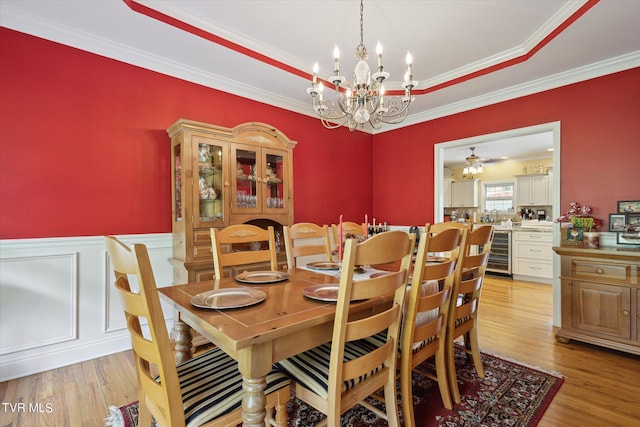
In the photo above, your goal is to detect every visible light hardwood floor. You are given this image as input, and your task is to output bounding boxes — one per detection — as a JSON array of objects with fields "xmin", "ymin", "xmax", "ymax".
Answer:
[{"xmin": 1, "ymin": 276, "xmax": 639, "ymax": 426}]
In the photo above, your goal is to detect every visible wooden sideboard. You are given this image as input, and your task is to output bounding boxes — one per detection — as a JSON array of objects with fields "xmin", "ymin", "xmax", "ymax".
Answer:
[{"xmin": 553, "ymin": 246, "xmax": 640, "ymax": 355}]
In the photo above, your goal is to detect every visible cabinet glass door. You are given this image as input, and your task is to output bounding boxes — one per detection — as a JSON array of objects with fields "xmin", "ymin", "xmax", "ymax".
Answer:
[
  {"xmin": 233, "ymin": 147, "xmax": 260, "ymax": 213},
  {"xmin": 195, "ymin": 138, "xmax": 226, "ymax": 225},
  {"xmin": 173, "ymin": 143, "xmax": 183, "ymax": 222},
  {"xmin": 264, "ymin": 149, "xmax": 286, "ymax": 211}
]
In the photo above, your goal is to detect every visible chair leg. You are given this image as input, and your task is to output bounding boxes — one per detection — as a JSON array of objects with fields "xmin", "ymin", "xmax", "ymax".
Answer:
[
  {"xmin": 446, "ymin": 337, "xmax": 461, "ymax": 404},
  {"xmin": 138, "ymin": 400, "xmax": 153, "ymax": 427},
  {"xmin": 434, "ymin": 348, "xmax": 453, "ymax": 410},
  {"xmin": 467, "ymin": 325, "xmax": 485, "ymax": 378},
  {"xmin": 400, "ymin": 361, "xmax": 416, "ymax": 427},
  {"xmin": 383, "ymin": 378, "xmax": 401, "ymax": 427},
  {"xmin": 273, "ymin": 387, "xmax": 289, "ymax": 427}
]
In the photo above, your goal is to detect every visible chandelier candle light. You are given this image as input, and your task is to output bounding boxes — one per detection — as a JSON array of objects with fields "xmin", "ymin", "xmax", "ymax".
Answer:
[
  {"xmin": 308, "ymin": 0, "xmax": 417, "ymax": 130},
  {"xmin": 463, "ymin": 147, "xmax": 483, "ymax": 175}
]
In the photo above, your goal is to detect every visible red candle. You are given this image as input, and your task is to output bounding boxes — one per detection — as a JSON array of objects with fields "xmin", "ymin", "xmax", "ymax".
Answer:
[
  {"xmin": 338, "ymin": 214, "xmax": 343, "ymax": 261},
  {"xmin": 364, "ymin": 214, "xmax": 368, "ymax": 237}
]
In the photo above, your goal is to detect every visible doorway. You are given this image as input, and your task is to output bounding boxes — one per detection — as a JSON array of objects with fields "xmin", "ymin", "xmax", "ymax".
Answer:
[{"xmin": 433, "ymin": 121, "xmax": 561, "ymax": 325}]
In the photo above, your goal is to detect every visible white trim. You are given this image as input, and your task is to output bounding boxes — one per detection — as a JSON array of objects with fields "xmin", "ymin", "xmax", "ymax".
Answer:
[{"xmin": 434, "ymin": 121, "xmax": 562, "ymax": 326}]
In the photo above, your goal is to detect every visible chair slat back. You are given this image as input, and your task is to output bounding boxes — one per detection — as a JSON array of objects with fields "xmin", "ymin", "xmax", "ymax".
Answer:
[
  {"xmin": 451, "ymin": 224, "xmax": 494, "ymax": 331},
  {"xmin": 104, "ymin": 236, "xmax": 184, "ymax": 427},
  {"xmin": 211, "ymin": 224, "xmax": 278, "ymax": 278},
  {"xmin": 331, "ymin": 221, "xmax": 366, "ymax": 246},
  {"xmin": 328, "ymin": 231, "xmax": 414, "ymax": 415},
  {"xmin": 283, "ymin": 222, "xmax": 332, "ymax": 269},
  {"xmin": 404, "ymin": 225, "xmax": 467, "ymax": 360}
]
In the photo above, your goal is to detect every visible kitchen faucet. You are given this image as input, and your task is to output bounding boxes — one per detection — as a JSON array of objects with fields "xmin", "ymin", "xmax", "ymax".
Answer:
[{"xmin": 491, "ymin": 209, "xmax": 499, "ymax": 223}]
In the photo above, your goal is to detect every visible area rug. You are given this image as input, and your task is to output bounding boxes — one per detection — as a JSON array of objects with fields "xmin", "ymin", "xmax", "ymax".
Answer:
[{"xmin": 105, "ymin": 346, "xmax": 563, "ymax": 427}]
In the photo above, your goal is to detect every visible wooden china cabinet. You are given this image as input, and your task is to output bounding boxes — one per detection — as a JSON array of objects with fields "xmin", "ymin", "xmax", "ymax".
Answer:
[{"xmin": 167, "ymin": 119, "xmax": 296, "ymax": 284}]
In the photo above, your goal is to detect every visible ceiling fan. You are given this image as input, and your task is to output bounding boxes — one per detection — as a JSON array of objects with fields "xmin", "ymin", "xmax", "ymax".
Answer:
[{"xmin": 463, "ymin": 146, "xmax": 491, "ymax": 174}]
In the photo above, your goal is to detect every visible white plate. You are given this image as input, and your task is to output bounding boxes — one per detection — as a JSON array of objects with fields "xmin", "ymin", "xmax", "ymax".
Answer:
[
  {"xmin": 191, "ymin": 288, "xmax": 266, "ymax": 309},
  {"xmin": 235, "ymin": 270, "xmax": 289, "ymax": 284},
  {"xmin": 307, "ymin": 261, "xmax": 340, "ymax": 270},
  {"xmin": 303, "ymin": 284, "xmax": 341, "ymax": 302}
]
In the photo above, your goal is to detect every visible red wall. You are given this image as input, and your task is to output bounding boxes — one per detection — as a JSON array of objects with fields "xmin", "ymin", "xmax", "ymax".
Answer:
[
  {"xmin": 373, "ymin": 68, "xmax": 640, "ymax": 229},
  {"xmin": 1, "ymin": 28, "xmax": 638, "ymax": 239},
  {"xmin": 0, "ymin": 28, "xmax": 373, "ymax": 239}
]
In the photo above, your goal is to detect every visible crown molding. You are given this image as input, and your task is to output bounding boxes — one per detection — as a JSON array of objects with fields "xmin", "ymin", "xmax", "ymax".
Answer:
[{"xmin": 2, "ymin": 3, "xmax": 638, "ymax": 136}]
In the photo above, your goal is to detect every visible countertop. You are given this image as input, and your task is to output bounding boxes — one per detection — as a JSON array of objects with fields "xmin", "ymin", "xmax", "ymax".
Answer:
[{"xmin": 489, "ymin": 224, "xmax": 553, "ymax": 232}]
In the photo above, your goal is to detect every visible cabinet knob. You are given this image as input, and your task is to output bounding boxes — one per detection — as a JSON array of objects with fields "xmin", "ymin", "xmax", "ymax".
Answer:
[
  {"xmin": 622, "ymin": 310, "xmax": 630, "ymax": 317},
  {"xmin": 224, "ymin": 181, "xmax": 230, "ymax": 187},
  {"xmin": 595, "ymin": 268, "xmax": 605, "ymax": 274}
]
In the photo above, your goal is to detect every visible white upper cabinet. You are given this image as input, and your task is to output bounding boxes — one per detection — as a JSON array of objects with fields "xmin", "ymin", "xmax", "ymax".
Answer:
[
  {"xmin": 450, "ymin": 180, "xmax": 478, "ymax": 207},
  {"xmin": 516, "ymin": 174, "xmax": 549, "ymax": 206}
]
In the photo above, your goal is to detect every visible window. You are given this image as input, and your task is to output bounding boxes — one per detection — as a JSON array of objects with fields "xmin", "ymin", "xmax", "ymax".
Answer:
[{"xmin": 484, "ymin": 182, "xmax": 514, "ymax": 211}]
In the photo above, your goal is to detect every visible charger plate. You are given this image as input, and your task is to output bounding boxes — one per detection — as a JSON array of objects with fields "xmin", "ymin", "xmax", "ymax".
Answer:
[
  {"xmin": 191, "ymin": 288, "xmax": 266, "ymax": 309},
  {"xmin": 307, "ymin": 261, "xmax": 340, "ymax": 270},
  {"xmin": 303, "ymin": 284, "xmax": 340, "ymax": 302},
  {"xmin": 235, "ymin": 270, "xmax": 289, "ymax": 284},
  {"xmin": 303, "ymin": 284, "xmax": 366, "ymax": 303}
]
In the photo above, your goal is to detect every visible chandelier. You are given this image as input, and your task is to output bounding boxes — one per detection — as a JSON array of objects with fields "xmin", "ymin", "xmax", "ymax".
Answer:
[
  {"xmin": 463, "ymin": 147, "xmax": 483, "ymax": 175},
  {"xmin": 307, "ymin": 0, "xmax": 416, "ymax": 131}
]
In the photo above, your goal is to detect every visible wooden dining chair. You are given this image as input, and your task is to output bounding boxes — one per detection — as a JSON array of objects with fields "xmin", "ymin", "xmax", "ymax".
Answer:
[
  {"xmin": 210, "ymin": 224, "xmax": 278, "ymax": 278},
  {"xmin": 331, "ymin": 221, "xmax": 366, "ymax": 247},
  {"xmin": 398, "ymin": 224, "xmax": 468, "ymax": 425},
  {"xmin": 276, "ymin": 231, "xmax": 414, "ymax": 427},
  {"xmin": 445, "ymin": 224, "xmax": 494, "ymax": 403},
  {"xmin": 283, "ymin": 222, "xmax": 332, "ymax": 269},
  {"xmin": 104, "ymin": 236, "xmax": 290, "ymax": 427}
]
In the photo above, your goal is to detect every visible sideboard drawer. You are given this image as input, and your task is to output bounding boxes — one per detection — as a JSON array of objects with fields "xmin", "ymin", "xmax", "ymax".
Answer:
[
  {"xmin": 193, "ymin": 244, "xmax": 213, "ymax": 259},
  {"xmin": 194, "ymin": 229, "xmax": 212, "ymax": 243},
  {"xmin": 572, "ymin": 259, "xmax": 631, "ymax": 283}
]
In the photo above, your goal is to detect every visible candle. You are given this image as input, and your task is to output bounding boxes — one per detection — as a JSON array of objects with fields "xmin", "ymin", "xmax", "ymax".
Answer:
[
  {"xmin": 376, "ymin": 42, "xmax": 383, "ymax": 69},
  {"xmin": 364, "ymin": 214, "xmax": 368, "ymax": 237},
  {"xmin": 333, "ymin": 45, "xmax": 340, "ymax": 74},
  {"xmin": 338, "ymin": 214, "xmax": 343, "ymax": 261},
  {"xmin": 312, "ymin": 62, "xmax": 318, "ymax": 84}
]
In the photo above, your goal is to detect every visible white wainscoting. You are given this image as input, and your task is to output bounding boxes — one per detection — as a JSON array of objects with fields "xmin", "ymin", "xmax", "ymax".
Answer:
[{"xmin": 0, "ymin": 233, "xmax": 174, "ymax": 381}]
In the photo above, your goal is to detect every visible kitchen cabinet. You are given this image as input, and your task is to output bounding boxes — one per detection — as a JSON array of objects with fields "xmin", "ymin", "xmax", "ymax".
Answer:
[
  {"xmin": 450, "ymin": 180, "xmax": 478, "ymax": 208},
  {"xmin": 553, "ymin": 246, "xmax": 640, "ymax": 355},
  {"xmin": 512, "ymin": 230, "xmax": 553, "ymax": 282},
  {"xmin": 443, "ymin": 178, "xmax": 453, "ymax": 208},
  {"xmin": 516, "ymin": 174, "xmax": 549, "ymax": 206},
  {"xmin": 167, "ymin": 120, "xmax": 296, "ymax": 283}
]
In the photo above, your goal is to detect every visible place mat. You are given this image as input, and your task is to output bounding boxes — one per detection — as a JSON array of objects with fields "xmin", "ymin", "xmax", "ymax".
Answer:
[{"xmin": 300, "ymin": 265, "xmax": 387, "ymax": 281}]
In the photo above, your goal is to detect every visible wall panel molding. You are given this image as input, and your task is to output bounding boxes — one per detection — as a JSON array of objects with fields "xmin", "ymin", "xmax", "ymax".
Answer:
[{"xmin": 0, "ymin": 233, "xmax": 173, "ymax": 381}]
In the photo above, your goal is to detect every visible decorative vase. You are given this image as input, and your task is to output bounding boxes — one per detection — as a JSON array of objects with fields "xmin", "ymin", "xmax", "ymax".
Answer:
[{"xmin": 583, "ymin": 231, "xmax": 600, "ymax": 249}]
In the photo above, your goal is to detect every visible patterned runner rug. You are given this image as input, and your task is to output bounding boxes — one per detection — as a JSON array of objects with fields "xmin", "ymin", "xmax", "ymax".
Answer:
[{"xmin": 105, "ymin": 346, "xmax": 563, "ymax": 427}]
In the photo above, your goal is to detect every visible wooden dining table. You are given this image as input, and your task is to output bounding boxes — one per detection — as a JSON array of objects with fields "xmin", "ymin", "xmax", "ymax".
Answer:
[{"xmin": 158, "ymin": 266, "xmax": 396, "ymax": 427}]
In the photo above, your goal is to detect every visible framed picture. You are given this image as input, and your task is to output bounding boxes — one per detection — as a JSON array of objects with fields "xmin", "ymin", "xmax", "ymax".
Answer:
[
  {"xmin": 628, "ymin": 213, "xmax": 640, "ymax": 225},
  {"xmin": 609, "ymin": 214, "xmax": 626, "ymax": 231},
  {"xmin": 617, "ymin": 200, "xmax": 640, "ymax": 213},
  {"xmin": 617, "ymin": 232, "xmax": 640, "ymax": 245}
]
